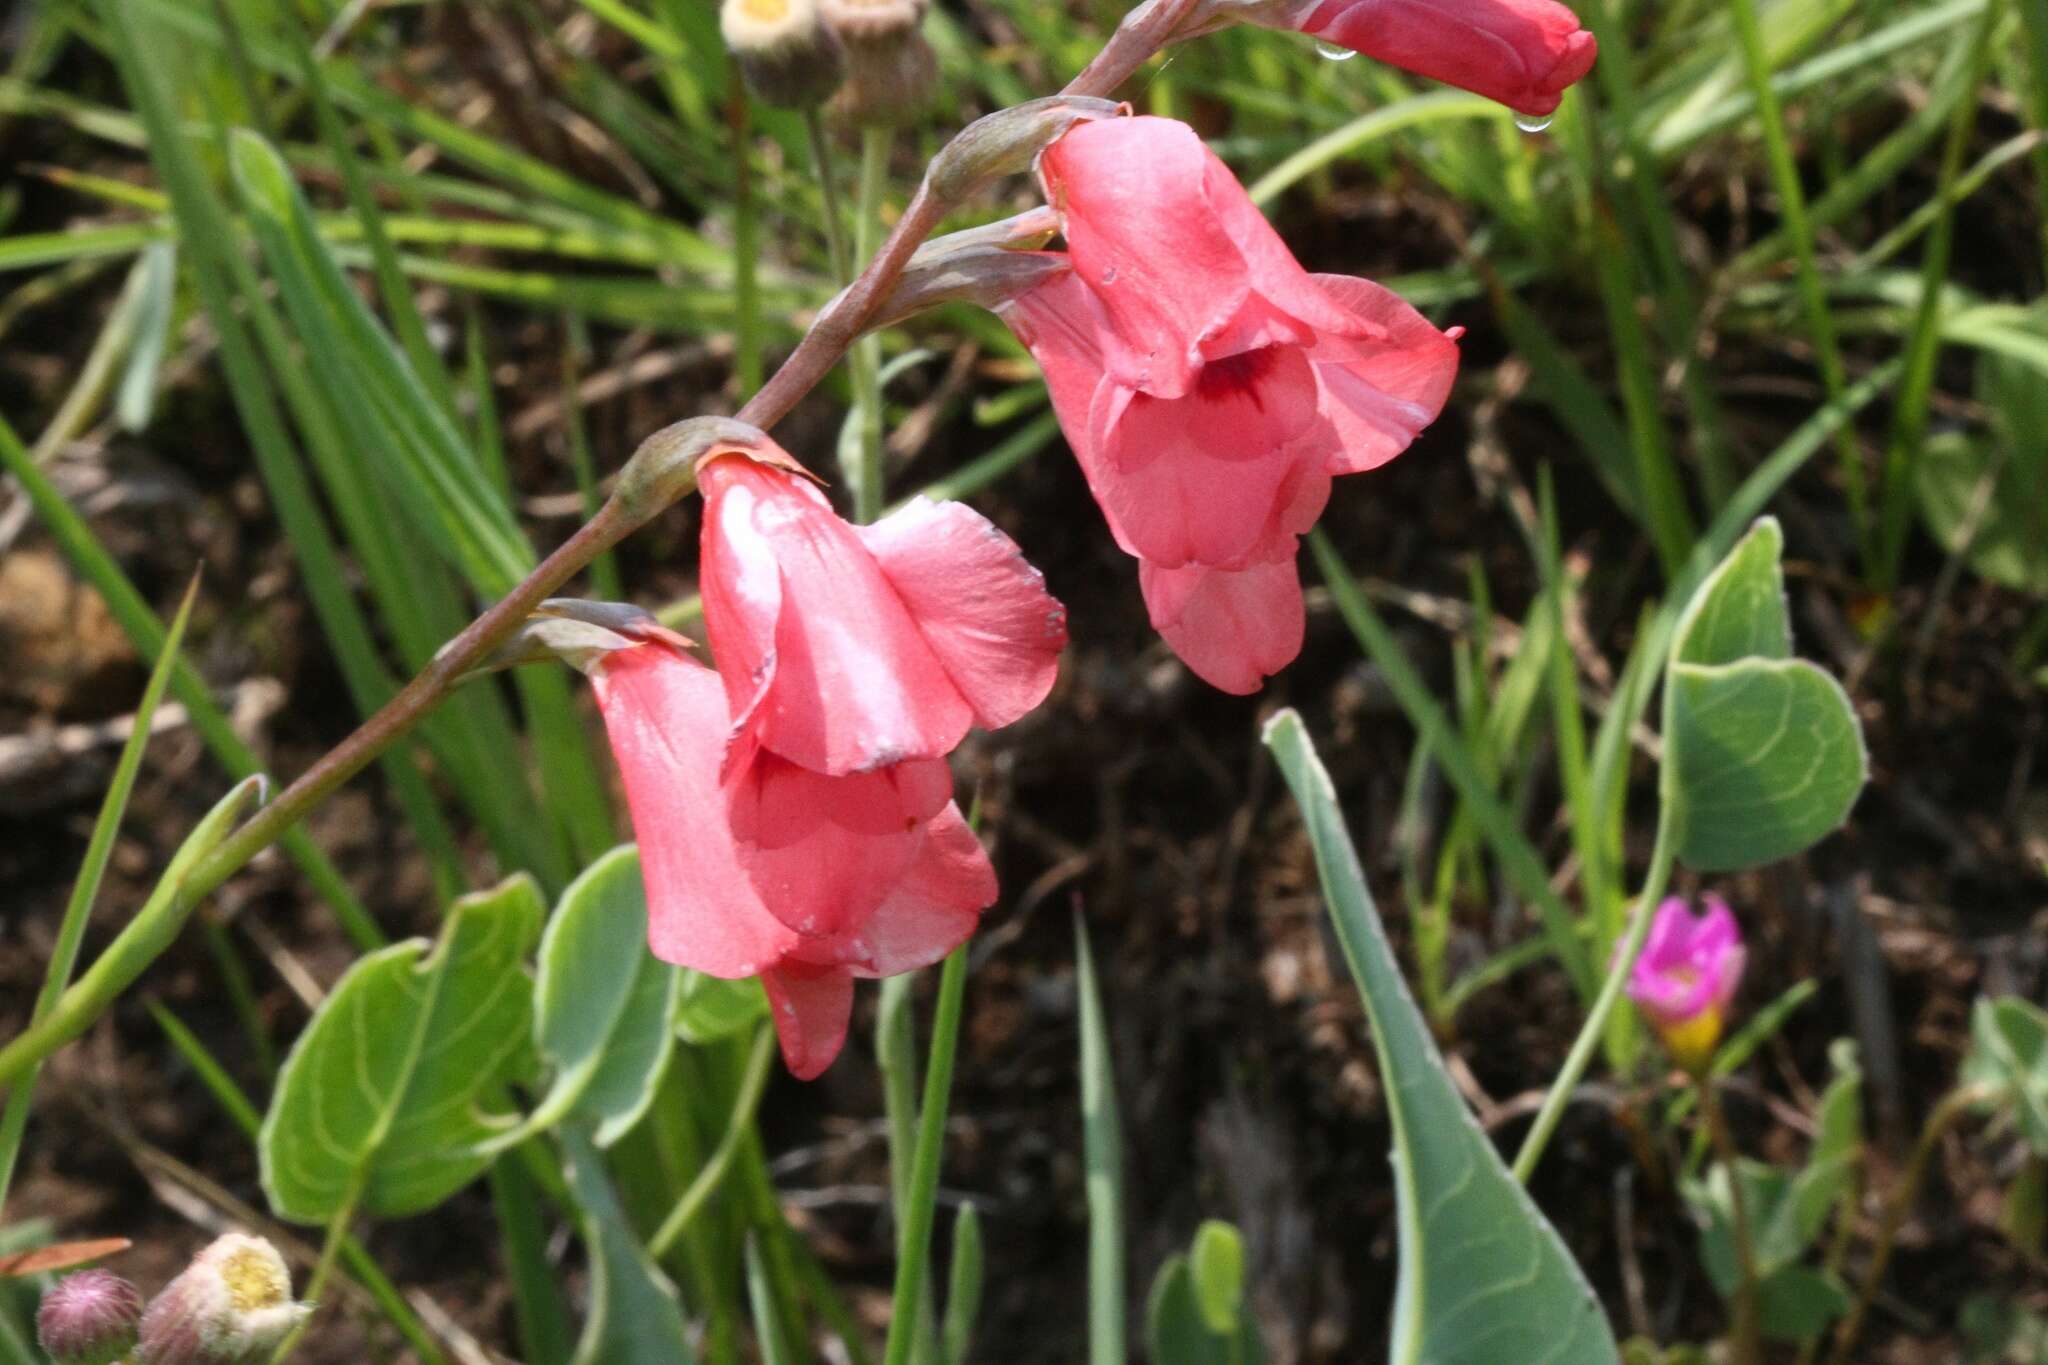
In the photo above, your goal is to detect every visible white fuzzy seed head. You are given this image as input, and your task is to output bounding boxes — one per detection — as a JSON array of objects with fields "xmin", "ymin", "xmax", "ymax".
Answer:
[
  {"xmin": 721, "ymin": 0, "xmax": 846, "ymax": 108},
  {"xmin": 137, "ymin": 1234, "xmax": 309, "ymax": 1365}
]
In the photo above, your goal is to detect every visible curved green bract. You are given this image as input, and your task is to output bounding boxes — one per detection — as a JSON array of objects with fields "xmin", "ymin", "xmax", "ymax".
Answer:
[
  {"xmin": 1667, "ymin": 518, "xmax": 1868, "ymax": 871},
  {"xmin": 260, "ymin": 876, "xmax": 543, "ymax": 1222},
  {"xmin": 1264, "ymin": 710, "xmax": 1621, "ymax": 1365},
  {"xmin": 531, "ymin": 846, "xmax": 680, "ymax": 1147}
]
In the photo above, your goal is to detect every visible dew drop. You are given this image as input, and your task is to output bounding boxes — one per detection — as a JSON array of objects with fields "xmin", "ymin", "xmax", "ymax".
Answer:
[
  {"xmin": 1100, "ymin": 266, "xmax": 1118, "ymax": 285},
  {"xmin": 1513, "ymin": 113, "xmax": 1554, "ymax": 133},
  {"xmin": 1313, "ymin": 39, "xmax": 1356, "ymax": 60}
]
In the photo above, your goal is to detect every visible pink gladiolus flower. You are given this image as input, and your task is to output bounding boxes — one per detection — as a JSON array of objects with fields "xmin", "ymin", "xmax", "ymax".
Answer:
[
  {"xmin": 1260, "ymin": 0, "xmax": 1597, "ymax": 119},
  {"xmin": 1625, "ymin": 895, "xmax": 1746, "ymax": 1073},
  {"xmin": 998, "ymin": 115, "xmax": 1459, "ymax": 693},
  {"xmin": 592, "ymin": 634, "xmax": 997, "ymax": 1079}
]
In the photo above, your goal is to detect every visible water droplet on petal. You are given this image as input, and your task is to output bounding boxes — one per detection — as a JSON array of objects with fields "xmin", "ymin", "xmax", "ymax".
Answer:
[
  {"xmin": 1100, "ymin": 266, "xmax": 1118, "ymax": 285},
  {"xmin": 1514, "ymin": 113, "xmax": 1554, "ymax": 133},
  {"xmin": 1313, "ymin": 39, "xmax": 1357, "ymax": 60}
]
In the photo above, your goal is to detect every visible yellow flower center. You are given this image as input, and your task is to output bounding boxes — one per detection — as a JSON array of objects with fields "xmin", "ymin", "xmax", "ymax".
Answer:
[{"xmin": 220, "ymin": 1248, "xmax": 289, "ymax": 1313}]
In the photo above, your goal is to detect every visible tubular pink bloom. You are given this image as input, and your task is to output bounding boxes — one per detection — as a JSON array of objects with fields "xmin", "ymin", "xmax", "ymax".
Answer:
[
  {"xmin": 698, "ymin": 450, "xmax": 1066, "ymax": 776},
  {"xmin": 1625, "ymin": 895, "xmax": 1746, "ymax": 1072},
  {"xmin": 1280, "ymin": 0, "xmax": 1597, "ymax": 118},
  {"xmin": 590, "ymin": 635, "xmax": 995, "ymax": 1079},
  {"xmin": 998, "ymin": 116, "xmax": 1458, "ymax": 693}
]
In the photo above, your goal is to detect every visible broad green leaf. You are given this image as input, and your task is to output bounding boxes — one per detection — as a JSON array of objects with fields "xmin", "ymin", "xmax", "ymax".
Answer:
[
  {"xmin": 675, "ymin": 972, "xmax": 770, "ymax": 1044},
  {"xmin": 562, "ymin": 1131, "xmax": 695, "ymax": 1365},
  {"xmin": 1666, "ymin": 519, "xmax": 1867, "ymax": 872},
  {"xmin": 942, "ymin": 1203, "xmax": 984, "ymax": 1365},
  {"xmin": 1144, "ymin": 1253, "xmax": 1266, "ymax": 1365},
  {"xmin": 1962, "ymin": 997, "xmax": 2048, "ymax": 1154},
  {"xmin": 1753, "ymin": 1265, "xmax": 1850, "ymax": 1342},
  {"xmin": 1264, "ymin": 710, "xmax": 1620, "ymax": 1365},
  {"xmin": 1671, "ymin": 518, "xmax": 1792, "ymax": 667},
  {"xmin": 1190, "ymin": 1221, "xmax": 1246, "ymax": 1337},
  {"xmin": 1916, "ymin": 333, "xmax": 2048, "ymax": 596},
  {"xmin": 1144, "ymin": 1223, "xmax": 1265, "ymax": 1365},
  {"xmin": 261, "ymin": 877, "xmax": 543, "ymax": 1222},
  {"xmin": 1689, "ymin": 1159, "xmax": 1844, "ymax": 1290},
  {"xmin": 528, "ymin": 847, "xmax": 681, "ymax": 1147}
]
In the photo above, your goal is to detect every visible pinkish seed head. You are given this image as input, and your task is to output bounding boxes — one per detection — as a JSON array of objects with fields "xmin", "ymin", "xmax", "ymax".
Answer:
[{"xmin": 37, "ymin": 1269, "xmax": 142, "ymax": 1365}]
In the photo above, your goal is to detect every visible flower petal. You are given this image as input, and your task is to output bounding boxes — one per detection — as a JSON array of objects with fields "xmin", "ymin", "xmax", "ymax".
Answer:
[
  {"xmin": 1306, "ymin": 273, "xmax": 1462, "ymax": 476},
  {"xmin": 797, "ymin": 803, "xmax": 995, "ymax": 976},
  {"xmin": 1091, "ymin": 347, "xmax": 1323, "ymax": 569},
  {"xmin": 761, "ymin": 963, "xmax": 855, "ymax": 1080},
  {"xmin": 857, "ymin": 497, "xmax": 1068, "ymax": 732},
  {"xmin": 591, "ymin": 644, "xmax": 799, "ymax": 977},
  {"xmin": 700, "ymin": 455, "xmax": 973, "ymax": 774},
  {"xmin": 1139, "ymin": 555, "xmax": 1307, "ymax": 694},
  {"xmin": 726, "ymin": 753, "xmax": 952, "ymax": 938},
  {"xmin": 1039, "ymin": 116, "xmax": 1255, "ymax": 397}
]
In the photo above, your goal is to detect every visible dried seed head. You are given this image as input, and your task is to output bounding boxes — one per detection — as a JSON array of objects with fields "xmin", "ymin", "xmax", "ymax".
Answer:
[
  {"xmin": 137, "ymin": 1234, "xmax": 308, "ymax": 1365},
  {"xmin": 818, "ymin": 0, "xmax": 927, "ymax": 40},
  {"xmin": 721, "ymin": 0, "xmax": 846, "ymax": 109},
  {"xmin": 36, "ymin": 1269, "xmax": 143, "ymax": 1365},
  {"xmin": 822, "ymin": 2, "xmax": 936, "ymax": 127}
]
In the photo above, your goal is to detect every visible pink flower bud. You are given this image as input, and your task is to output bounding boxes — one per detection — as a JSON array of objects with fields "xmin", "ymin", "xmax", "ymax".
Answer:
[
  {"xmin": 137, "ymin": 1234, "xmax": 308, "ymax": 1365},
  {"xmin": 36, "ymin": 1269, "xmax": 142, "ymax": 1365},
  {"xmin": 1625, "ymin": 896, "xmax": 1746, "ymax": 1074},
  {"xmin": 1241, "ymin": 0, "xmax": 1597, "ymax": 118}
]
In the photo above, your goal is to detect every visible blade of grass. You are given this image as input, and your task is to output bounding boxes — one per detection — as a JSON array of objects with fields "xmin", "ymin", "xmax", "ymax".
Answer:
[
  {"xmin": 1075, "ymin": 912, "xmax": 1126, "ymax": 1365},
  {"xmin": 1310, "ymin": 530, "xmax": 1597, "ymax": 1001},
  {"xmin": 880, "ymin": 945, "xmax": 970, "ymax": 1365},
  {"xmin": 1728, "ymin": 0, "xmax": 1872, "ymax": 573},
  {"xmin": 746, "ymin": 1237, "xmax": 796, "ymax": 1365},
  {"xmin": 1876, "ymin": 0, "xmax": 2003, "ymax": 590},
  {"xmin": 0, "ymin": 575, "xmax": 198, "ymax": 1209}
]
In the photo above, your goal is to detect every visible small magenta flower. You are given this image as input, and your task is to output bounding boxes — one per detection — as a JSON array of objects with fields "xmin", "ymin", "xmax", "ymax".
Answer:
[
  {"xmin": 1626, "ymin": 895, "xmax": 1746, "ymax": 1074},
  {"xmin": 36, "ymin": 1268, "xmax": 142, "ymax": 1365}
]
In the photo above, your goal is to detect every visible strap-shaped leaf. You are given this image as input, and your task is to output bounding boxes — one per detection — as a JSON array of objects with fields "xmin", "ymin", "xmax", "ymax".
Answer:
[
  {"xmin": 1264, "ymin": 710, "xmax": 1621, "ymax": 1365},
  {"xmin": 529, "ymin": 846, "xmax": 681, "ymax": 1147},
  {"xmin": 562, "ymin": 1130, "xmax": 695, "ymax": 1365},
  {"xmin": 1667, "ymin": 519, "xmax": 1867, "ymax": 871},
  {"xmin": 261, "ymin": 876, "xmax": 543, "ymax": 1222}
]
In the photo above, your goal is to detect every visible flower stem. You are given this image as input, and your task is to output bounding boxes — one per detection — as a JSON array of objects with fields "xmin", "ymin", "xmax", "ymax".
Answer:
[
  {"xmin": 728, "ymin": 72, "xmax": 764, "ymax": 397},
  {"xmin": 805, "ymin": 107, "xmax": 853, "ymax": 284},
  {"xmin": 850, "ymin": 126, "xmax": 894, "ymax": 523},
  {"xmin": 1823, "ymin": 1084, "xmax": 1989, "ymax": 1365},
  {"xmin": 1702, "ymin": 1080, "xmax": 1762, "ymax": 1365},
  {"xmin": 1512, "ymin": 787, "xmax": 1677, "ymax": 1183},
  {"xmin": 648, "ymin": 1023, "xmax": 779, "ymax": 1261}
]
